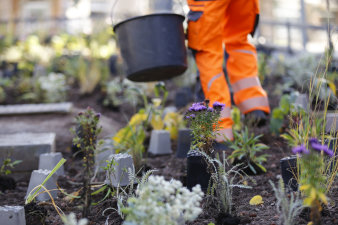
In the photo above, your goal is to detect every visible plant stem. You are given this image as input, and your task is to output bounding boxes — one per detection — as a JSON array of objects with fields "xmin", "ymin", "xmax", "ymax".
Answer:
[{"xmin": 311, "ymin": 200, "xmax": 322, "ymax": 225}]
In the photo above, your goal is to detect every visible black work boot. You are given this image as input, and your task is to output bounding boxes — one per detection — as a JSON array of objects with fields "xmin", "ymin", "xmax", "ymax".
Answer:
[{"xmin": 244, "ymin": 110, "xmax": 268, "ymax": 127}]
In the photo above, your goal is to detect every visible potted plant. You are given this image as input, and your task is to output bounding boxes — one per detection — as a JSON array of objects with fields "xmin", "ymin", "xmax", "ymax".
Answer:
[{"xmin": 184, "ymin": 100, "xmax": 224, "ymax": 191}]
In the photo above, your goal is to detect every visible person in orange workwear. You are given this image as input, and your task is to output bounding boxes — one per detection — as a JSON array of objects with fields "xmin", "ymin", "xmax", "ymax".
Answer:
[{"xmin": 187, "ymin": 0, "xmax": 270, "ymax": 142}]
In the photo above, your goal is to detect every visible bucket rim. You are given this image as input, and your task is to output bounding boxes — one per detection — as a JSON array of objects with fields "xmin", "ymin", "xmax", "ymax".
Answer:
[{"xmin": 113, "ymin": 13, "xmax": 185, "ymax": 31}]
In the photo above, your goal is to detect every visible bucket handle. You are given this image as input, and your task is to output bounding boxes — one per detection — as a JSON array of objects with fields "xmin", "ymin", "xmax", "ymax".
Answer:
[
  {"xmin": 110, "ymin": 0, "xmax": 119, "ymax": 25},
  {"xmin": 110, "ymin": 0, "xmax": 186, "ymax": 26}
]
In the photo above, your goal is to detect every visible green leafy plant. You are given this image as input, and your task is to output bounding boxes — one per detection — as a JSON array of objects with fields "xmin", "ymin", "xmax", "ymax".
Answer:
[
  {"xmin": 163, "ymin": 112, "xmax": 185, "ymax": 140},
  {"xmin": 0, "ymin": 86, "xmax": 5, "ymax": 103},
  {"xmin": 257, "ymin": 52, "xmax": 270, "ymax": 83},
  {"xmin": 72, "ymin": 107, "xmax": 102, "ymax": 218},
  {"xmin": 149, "ymin": 82, "xmax": 168, "ymax": 130},
  {"xmin": 113, "ymin": 109, "xmax": 149, "ymax": 171},
  {"xmin": 37, "ymin": 72, "xmax": 68, "ymax": 103},
  {"xmin": 0, "ymin": 157, "xmax": 22, "ymax": 175},
  {"xmin": 112, "ymin": 82, "xmax": 171, "ymax": 170},
  {"xmin": 228, "ymin": 127, "xmax": 269, "ymax": 174},
  {"xmin": 103, "ymin": 78, "xmax": 123, "ymax": 108},
  {"xmin": 231, "ymin": 106, "xmax": 242, "ymax": 131},
  {"xmin": 270, "ymin": 95, "xmax": 292, "ymax": 135}
]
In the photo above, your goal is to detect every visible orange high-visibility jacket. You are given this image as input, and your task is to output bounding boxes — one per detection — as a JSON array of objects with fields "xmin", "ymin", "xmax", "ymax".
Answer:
[{"xmin": 187, "ymin": 0, "xmax": 270, "ymax": 141}]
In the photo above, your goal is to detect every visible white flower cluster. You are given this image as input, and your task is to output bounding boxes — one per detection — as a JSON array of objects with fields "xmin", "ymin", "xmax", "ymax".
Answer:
[
  {"xmin": 38, "ymin": 72, "xmax": 67, "ymax": 103},
  {"xmin": 123, "ymin": 175, "xmax": 204, "ymax": 225},
  {"xmin": 62, "ymin": 213, "xmax": 88, "ymax": 225}
]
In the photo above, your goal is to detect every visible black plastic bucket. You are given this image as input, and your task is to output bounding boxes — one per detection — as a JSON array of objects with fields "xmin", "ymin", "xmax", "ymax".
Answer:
[{"xmin": 114, "ymin": 13, "xmax": 187, "ymax": 82}]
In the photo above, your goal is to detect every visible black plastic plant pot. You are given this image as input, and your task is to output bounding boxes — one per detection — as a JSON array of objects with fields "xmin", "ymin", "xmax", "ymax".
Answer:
[
  {"xmin": 187, "ymin": 150, "xmax": 211, "ymax": 192},
  {"xmin": 324, "ymin": 138, "xmax": 337, "ymax": 173},
  {"xmin": 176, "ymin": 129, "xmax": 192, "ymax": 158},
  {"xmin": 114, "ymin": 13, "xmax": 187, "ymax": 82},
  {"xmin": 280, "ymin": 155, "xmax": 299, "ymax": 191}
]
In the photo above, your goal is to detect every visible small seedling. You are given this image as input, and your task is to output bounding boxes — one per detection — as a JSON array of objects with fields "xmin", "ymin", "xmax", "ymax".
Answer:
[
  {"xmin": 0, "ymin": 156, "xmax": 22, "ymax": 176},
  {"xmin": 228, "ymin": 127, "xmax": 269, "ymax": 174}
]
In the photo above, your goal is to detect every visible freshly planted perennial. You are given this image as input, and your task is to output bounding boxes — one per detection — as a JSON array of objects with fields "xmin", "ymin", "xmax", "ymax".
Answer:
[
  {"xmin": 185, "ymin": 100, "xmax": 224, "ymax": 155},
  {"xmin": 72, "ymin": 107, "xmax": 102, "ymax": 218},
  {"xmin": 228, "ymin": 127, "xmax": 269, "ymax": 174},
  {"xmin": 122, "ymin": 175, "xmax": 203, "ymax": 225},
  {"xmin": 293, "ymin": 138, "xmax": 333, "ymax": 225}
]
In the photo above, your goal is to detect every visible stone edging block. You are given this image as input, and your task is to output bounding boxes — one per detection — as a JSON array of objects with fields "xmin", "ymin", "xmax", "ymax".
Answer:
[
  {"xmin": 0, "ymin": 205, "xmax": 26, "ymax": 225},
  {"xmin": 0, "ymin": 133, "xmax": 56, "ymax": 172},
  {"xmin": 25, "ymin": 169, "xmax": 58, "ymax": 202}
]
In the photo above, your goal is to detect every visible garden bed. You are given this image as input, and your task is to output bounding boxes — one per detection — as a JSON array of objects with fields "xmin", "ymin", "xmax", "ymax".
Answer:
[{"xmin": 1, "ymin": 122, "xmax": 337, "ymax": 225}]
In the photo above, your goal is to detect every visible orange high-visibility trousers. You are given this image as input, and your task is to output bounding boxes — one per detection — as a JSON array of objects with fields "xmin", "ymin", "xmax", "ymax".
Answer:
[{"xmin": 187, "ymin": 0, "xmax": 270, "ymax": 142}]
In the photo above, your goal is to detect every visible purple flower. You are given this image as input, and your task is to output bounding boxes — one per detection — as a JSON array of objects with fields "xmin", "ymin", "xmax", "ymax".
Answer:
[
  {"xmin": 212, "ymin": 101, "xmax": 225, "ymax": 111},
  {"xmin": 292, "ymin": 144, "xmax": 309, "ymax": 155},
  {"xmin": 207, "ymin": 107, "xmax": 214, "ymax": 112},
  {"xmin": 310, "ymin": 142, "xmax": 334, "ymax": 157},
  {"xmin": 185, "ymin": 115, "xmax": 190, "ymax": 119},
  {"xmin": 309, "ymin": 138, "xmax": 319, "ymax": 145},
  {"xmin": 188, "ymin": 103, "xmax": 207, "ymax": 112},
  {"xmin": 190, "ymin": 114, "xmax": 196, "ymax": 118},
  {"xmin": 95, "ymin": 113, "xmax": 101, "ymax": 120}
]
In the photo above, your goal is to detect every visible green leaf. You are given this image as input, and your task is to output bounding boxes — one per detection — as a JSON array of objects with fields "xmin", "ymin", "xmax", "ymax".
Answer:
[
  {"xmin": 25, "ymin": 158, "xmax": 66, "ymax": 204},
  {"xmin": 255, "ymin": 163, "xmax": 267, "ymax": 173},
  {"xmin": 248, "ymin": 163, "xmax": 257, "ymax": 175},
  {"xmin": 91, "ymin": 185, "xmax": 107, "ymax": 196},
  {"xmin": 92, "ymin": 188, "xmax": 111, "ymax": 206}
]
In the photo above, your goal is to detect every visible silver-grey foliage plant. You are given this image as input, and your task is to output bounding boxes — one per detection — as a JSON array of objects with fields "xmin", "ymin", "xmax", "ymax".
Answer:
[
  {"xmin": 269, "ymin": 179, "xmax": 305, "ymax": 225},
  {"xmin": 199, "ymin": 151, "xmax": 252, "ymax": 215},
  {"xmin": 122, "ymin": 175, "xmax": 204, "ymax": 225},
  {"xmin": 62, "ymin": 213, "xmax": 88, "ymax": 225}
]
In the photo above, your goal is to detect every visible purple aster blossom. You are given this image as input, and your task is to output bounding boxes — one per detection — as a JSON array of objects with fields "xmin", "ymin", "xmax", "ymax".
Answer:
[
  {"xmin": 190, "ymin": 114, "xmax": 196, "ymax": 118},
  {"xmin": 310, "ymin": 142, "xmax": 334, "ymax": 157},
  {"xmin": 309, "ymin": 138, "xmax": 319, "ymax": 145},
  {"xmin": 95, "ymin": 113, "xmax": 101, "ymax": 120},
  {"xmin": 185, "ymin": 115, "xmax": 190, "ymax": 119},
  {"xmin": 292, "ymin": 144, "xmax": 309, "ymax": 155},
  {"xmin": 188, "ymin": 103, "xmax": 207, "ymax": 112},
  {"xmin": 212, "ymin": 101, "xmax": 225, "ymax": 111},
  {"xmin": 207, "ymin": 107, "xmax": 214, "ymax": 112},
  {"xmin": 197, "ymin": 105, "xmax": 207, "ymax": 111}
]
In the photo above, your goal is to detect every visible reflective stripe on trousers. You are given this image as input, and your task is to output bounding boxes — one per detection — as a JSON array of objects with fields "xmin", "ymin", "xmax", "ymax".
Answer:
[
  {"xmin": 237, "ymin": 96, "xmax": 269, "ymax": 114},
  {"xmin": 231, "ymin": 76, "xmax": 261, "ymax": 93},
  {"xmin": 207, "ymin": 73, "xmax": 222, "ymax": 91}
]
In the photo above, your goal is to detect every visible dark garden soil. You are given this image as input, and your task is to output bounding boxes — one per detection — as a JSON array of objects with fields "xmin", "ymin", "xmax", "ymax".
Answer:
[
  {"xmin": 1, "ymin": 126, "xmax": 337, "ymax": 225},
  {"xmin": 0, "ymin": 88, "xmax": 337, "ymax": 225}
]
